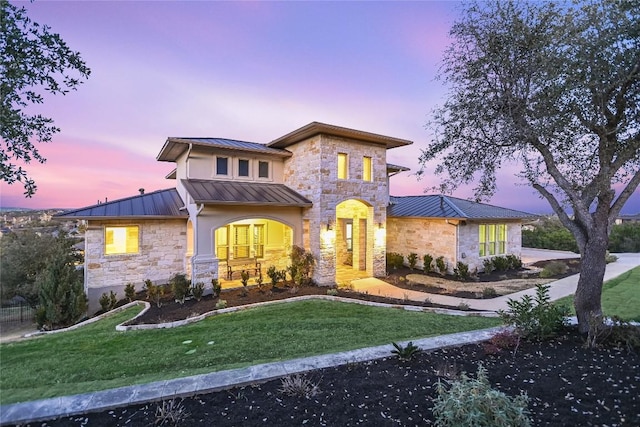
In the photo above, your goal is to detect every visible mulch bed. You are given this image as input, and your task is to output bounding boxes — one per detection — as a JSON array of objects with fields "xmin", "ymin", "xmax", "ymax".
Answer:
[{"xmin": 38, "ymin": 326, "xmax": 640, "ymax": 427}]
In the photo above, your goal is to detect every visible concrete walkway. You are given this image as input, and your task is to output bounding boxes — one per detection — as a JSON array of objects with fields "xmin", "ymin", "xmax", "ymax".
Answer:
[
  {"xmin": 352, "ymin": 252, "xmax": 639, "ymax": 312},
  {"xmin": 1, "ymin": 250, "xmax": 638, "ymax": 426}
]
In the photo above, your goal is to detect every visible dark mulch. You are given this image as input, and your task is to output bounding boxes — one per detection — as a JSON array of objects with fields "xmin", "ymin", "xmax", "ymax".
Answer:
[
  {"xmin": 124, "ymin": 285, "xmax": 478, "ymax": 326},
  {"xmin": 37, "ymin": 326, "xmax": 640, "ymax": 427}
]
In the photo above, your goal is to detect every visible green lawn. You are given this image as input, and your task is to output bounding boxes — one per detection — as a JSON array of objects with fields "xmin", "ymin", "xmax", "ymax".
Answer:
[
  {"xmin": 0, "ymin": 300, "xmax": 500, "ymax": 405},
  {"xmin": 555, "ymin": 266, "xmax": 640, "ymax": 321}
]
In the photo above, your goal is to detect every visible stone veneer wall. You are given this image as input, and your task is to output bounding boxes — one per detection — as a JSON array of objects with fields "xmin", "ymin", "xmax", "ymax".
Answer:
[
  {"xmin": 84, "ymin": 219, "xmax": 187, "ymax": 312},
  {"xmin": 283, "ymin": 135, "xmax": 389, "ymax": 284},
  {"xmin": 386, "ymin": 217, "xmax": 458, "ymax": 272}
]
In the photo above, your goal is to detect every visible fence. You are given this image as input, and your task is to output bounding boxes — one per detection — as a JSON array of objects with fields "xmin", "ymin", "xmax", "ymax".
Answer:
[{"xmin": 0, "ymin": 301, "xmax": 36, "ymax": 324}]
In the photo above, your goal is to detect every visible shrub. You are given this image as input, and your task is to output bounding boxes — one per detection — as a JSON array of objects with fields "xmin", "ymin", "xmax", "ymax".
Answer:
[
  {"xmin": 605, "ymin": 251, "xmax": 618, "ymax": 264},
  {"xmin": 482, "ymin": 258, "xmax": 494, "ymax": 274},
  {"xmin": 391, "ymin": 341, "xmax": 420, "ymax": 361},
  {"xmin": 124, "ymin": 283, "xmax": 136, "ymax": 302},
  {"xmin": 326, "ymin": 288, "xmax": 338, "ymax": 296},
  {"xmin": 506, "ymin": 254, "xmax": 523, "ymax": 270},
  {"xmin": 435, "ymin": 256, "xmax": 446, "ymax": 274},
  {"xmin": 267, "ymin": 265, "xmax": 280, "ymax": 289},
  {"xmin": 154, "ymin": 398, "xmax": 189, "ymax": 426},
  {"xmin": 499, "ymin": 284, "xmax": 569, "ymax": 340},
  {"xmin": 483, "ymin": 330, "xmax": 520, "ymax": 355},
  {"xmin": 240, "ymin": 270, "xmax": 250, "ymax": 296},
  {"xmin": 290, "ymin": 245, "xmax": 315, "ymax": 285},
  {"xmin": 432, "ymin": 364, "xmax": 531, "ymax": 427},
  {"xmin": 145, "ymin": 280, "xmax": 164, "ymax": 308},
  {"xmin": 586, "ymin": 316, "xmax": 640, "ymax": 351},
  {"xmin": 423, "ymin": 254, "xmax": 434, "ymax": 273},
  {"xmin": 211, "ymin": 278, "xmax": 221, "ymax": 298},
  {"xmin": 255, "ymin": 274, "xmax": 265, "ymax": 292},
  {"xmin": 482, "ymin": 287, "xmax": 498, "ymax": 298},
  {"xmin": 492, "ymin": 256, "xmax": 509, "ymax": 272},
  {"xmin": 457, "ymin": 301, "xmax": 470, "ymax": 311},
  {"xmin": 407, "ymin": 253, "xmax": 418, "ymax": 270},
  {"xmin": 191, "ymin": 282, "xmax": 205, "ymax": 301},
  {"xmin": 170, "ymin": 273, "xmax": 190, "ymax": 304},
  {"xmin": 539, "ymin": 261, "xmax": 567, "ymax": 278},
  {"xmin": 99, "ymin": 292, "xmax": 111, "ymax": 312},
  {"xmin": 35, "ymin": 247, "xmax": 87, "ymax": 330},
  {"xmin": 215, "ymin": 299, "xmax": 227, "ymax": 309},
  {"xmin": 386, "ymin": 252, "xmax": 404, "ymax": 270},
  {"xmin": 453, "ymin": 261, "xmax": 470, "ymax": 280}
]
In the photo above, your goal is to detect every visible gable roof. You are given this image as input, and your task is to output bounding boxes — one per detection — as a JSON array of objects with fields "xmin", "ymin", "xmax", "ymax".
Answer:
[
  {"xmin": 56, "ymin": 189, "xmax": 187, "ymax": 220},
  {"xmin": 388, "ymin": 195, "xmax": 535, "ymax": 220},
  {"xmin": 157, "ymin": 137, "xmax": 291, "ymax": 162},
  {"xmin": 268, "ymin": 122, "xmax": 413, "ymax": 150},
  {"xmin": 182, "ymin": 180, "xmax": 312, "ymax": 207}
]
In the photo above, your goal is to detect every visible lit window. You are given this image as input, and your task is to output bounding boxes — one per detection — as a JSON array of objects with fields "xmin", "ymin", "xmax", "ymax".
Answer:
[
  {"xmin": 479, "ymin": 224, "xmax": 507, "ymax": 257},
  {"xmin": 338, "ymin": 153, "xmax": 348, "ymax": 179},
  {"xmin": 345, "ymin": 220, "xmax": 353, "ymax": 252},
  {"xmin": 105, "ymin": 226, "xmax": 139, "ymax": 255},
  {"xmin": 216, "ymin": 157, "xmax": 228, "ymax": 175},
  {"xmin": 238, "ymin": 159, "xmax": 249, "ymax": 177},
  {"xmin": 216, "ymin": 226, "xmax": 229, "ymax": 260},
  {"xmin": 258, "ymin": 161, "xmax": 269, "ymax": 178},
  {"xmin": 254, "ymin": 224, "xmax": 265, "ymax": 258},
  {"xmin": 234, "ymin": 225, "xmax": 250, "ymax": 258},
  {"xmin": 363, "ymin": 156, "xmax": 372, "ymax": 181}
]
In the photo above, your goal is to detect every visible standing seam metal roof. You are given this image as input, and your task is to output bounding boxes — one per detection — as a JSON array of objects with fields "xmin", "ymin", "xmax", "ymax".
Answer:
[
  {"xmin": 388, "ymin": 195, "xmax": 535, "ymax": 219},
  {"xmin": 157, "ymin": 137, "xmax": 291, "ymax": 162},
  {"xmin": 55, "ymin": 189, "xmax": 187, "ymax": 219},
  {"xmin": 181, "ymin": 180, "xmax": 312, "ymax": 207}
]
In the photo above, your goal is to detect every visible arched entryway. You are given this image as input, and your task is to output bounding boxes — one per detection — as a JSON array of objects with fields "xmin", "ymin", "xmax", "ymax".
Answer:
[{"xmin": 335, "ymin": 199, "xmax": 374, "ymax": 283}]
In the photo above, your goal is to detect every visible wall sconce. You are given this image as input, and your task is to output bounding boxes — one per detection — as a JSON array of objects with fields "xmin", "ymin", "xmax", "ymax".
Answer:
[
  {"xmin": 378, "ymin": 222, "xmax": 384, "ymax": 229},
  {"xmin": 326, "ymin": 219, "xmax": 334, "ymax": 231}
]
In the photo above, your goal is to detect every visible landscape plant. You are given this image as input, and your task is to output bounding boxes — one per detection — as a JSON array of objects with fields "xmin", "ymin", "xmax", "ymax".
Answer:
[
  {"xmin": 240, "ymin": 270, "xmax": 250, "ymax": 296},
  {"xmin": 391, "ymin": 341, "xmax": 420, "ymax": 361},
  {"xmin": 435, "ymin": 256, "xmax": 446, "ymax": 274},
  {"xmin": 290, "ymin": 245, "xmax": 315, "ymax": 285},
  {"xmin": 144, "ymin": 280, "xmax": 164, "ymax": 308},
  {"xmin": 506, "ymin": 255, "xmax": 523, "ymax": 270},
  {"xmin": 453, "ymin": 261, "xmax": 470, "ymax": 280},
  {"xmin": 482, "ymin": 258, "xmax": 494, "ymax": 274},
  {"xmin": 124, "ymin": 283, "xmax": 136, "ymax": 302},
  {"xmin": 432, "ymin": 364, "xmax": 531, "ymax": 427},
  {"xmin": 418, "ymin": 0, "xmax": 640, "ymax": 335},
  {"xmin": 491, "ymin": 256, "xmax": 509, "ymax": 272},
  {"xmin": 170, "ymin": 273, "xmax": 190, "ymax": 304},
  {"xmin": 386, "ymin": 252, "xmax": 404, "ymax": 270},
  {"xmin": 499, "ymin": 284, "xmax": 569, "ymax": 340},
  {"xmin": 98, "ymin": 291, "xmax": 117, "ymax": 312},
  {"xmin": 539, "ymin": 261, "xmax": 567, "ymax": 278},
  {"xmin": 407, "ymin": 253, "xmax": 418, "ymax": 270},
  {"xmin": 266, "ymin": 266, "xmax": 280, "ymax": 289},
  {"xmin": 211, "ymin": 279, "xmax": 221, "ymax": 298},
  {"xmin": 423, "ymin": 254, "xmax": 434, "ymax": 273},
  {"xmin": 191, "ymin": 282, "xmax": 205, "ymax": 302}
]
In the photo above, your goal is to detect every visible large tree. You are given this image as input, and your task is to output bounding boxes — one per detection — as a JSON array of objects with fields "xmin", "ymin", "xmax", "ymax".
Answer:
[
  {"xmin": 420, "ymin": 1, "xmax": 639, "ymax": 334},
  {"xmin": 1, "ymin": 0, "xmax": 90, "ymax": 196}
]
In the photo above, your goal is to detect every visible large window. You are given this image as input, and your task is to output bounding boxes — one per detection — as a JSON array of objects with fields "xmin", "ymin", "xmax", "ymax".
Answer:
[
  {"xmin": 238, "ymin": 159, "xmax": 250, "ymax": 177},
  {"xmin": 216, "ymin": 226, "xmax": 229, "ymax": 260},
  {"xmin": 479, "ymin": 224, "xmax": 507, "ymax": 257},
  {"xmin": 216, "ymin": 157, "xmax": 228, "ymax": 175},
  {"xmin": 338, "ymin": 153, "xmax": 348, "ymax": 179},
  {"xmin": 234, "ymin": 225, "xmax": 250, "ymax": 258},
  {"xmin": 258, "ymin": 161, "xmax": 269, "ymax": 179},
  {"xmin": 105, "ymin": 226, "xmax": 139, "ymax": 255},
  {"xmin": 363, "ymin": 156, "xmax": 372, "ymax": 181}
]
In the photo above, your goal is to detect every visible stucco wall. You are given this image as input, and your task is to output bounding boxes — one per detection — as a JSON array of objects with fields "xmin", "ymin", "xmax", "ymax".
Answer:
[{"xmin": 84, "ymin": 218, "xmax": 187, "ymax": 313}]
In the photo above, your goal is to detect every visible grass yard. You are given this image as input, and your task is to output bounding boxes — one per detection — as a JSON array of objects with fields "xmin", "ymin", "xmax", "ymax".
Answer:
[
  {"xmin": 0, "ymin": 300, "xmax": 500, "ymax": 405},
  {"xmin": 555, "ymin": 266, "xmax": 640, "ymax": 321}
]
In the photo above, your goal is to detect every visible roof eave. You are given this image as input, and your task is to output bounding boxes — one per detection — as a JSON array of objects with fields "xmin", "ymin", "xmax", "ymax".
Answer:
[{"xmin": 193, "ymin": 200, "xmax": 312, "ymax": 208}]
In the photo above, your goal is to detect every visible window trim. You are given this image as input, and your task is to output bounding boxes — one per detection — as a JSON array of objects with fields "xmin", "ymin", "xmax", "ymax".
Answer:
[
  {"xmin": 258, "ymin": 160, "xmax": 270, "ymax": 179},
  {"xmin": 215, "ymin": 156, "xmax": 229, "ymax": 176},
  {"xmin": 363, "ymin": 156, "xmax": 372, "ymax": 182},
  {"xmin": 237, "ymin": 158, "xmax": 251, "ymax": 178},
  {"xmin": 338, "ymin": 152, "xmax": 348, "ymax": 180},
  {"xmin": 104, "ymin": 225, "xmax": 139, "ymax": 255},
  {"xmin": 479, "ymin": 223, "xmax": 507, "ymax": 257}
]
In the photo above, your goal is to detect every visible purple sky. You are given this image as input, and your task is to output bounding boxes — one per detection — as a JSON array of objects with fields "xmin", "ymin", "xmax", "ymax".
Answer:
[{"xmin": 1, "ymin": 1, "xmax": 638, "ymax": 214}]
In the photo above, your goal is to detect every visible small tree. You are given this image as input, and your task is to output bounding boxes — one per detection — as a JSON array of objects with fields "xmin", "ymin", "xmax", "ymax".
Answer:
[
  {"xmin": 170, "ymin": 273, "xmax": 190, "ymax": 304},
  {"xmin": 36, "ymin": 247, "xmax": 87, "ymax": 330},
  {"xmin": 290, "ymin": 245, "xmax": 315, "ymax": 285}
]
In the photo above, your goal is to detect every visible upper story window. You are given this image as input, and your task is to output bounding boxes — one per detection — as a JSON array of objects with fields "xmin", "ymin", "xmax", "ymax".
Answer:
[
  {"xmin": 105, "ymin": 226, "xmax": 139, "ymax": 255},
  {"xmin": 216, "ymin": 157, "xmax": 228, "ymax": 176},
  {"xmin": 479, "ymin": 224, "xmax": 507, "ymax": 257},
  {"xmin": 258, "ymin": 161, "xmax": 269, "ymax": 179},
  {"xmin": 363, "ymin": 156, "xmax": 372, "ymax": 182},
  {"xmin": 338, "ymin": 153, "xmax": 348, "ymax": 179},
  {"xmin": 238, "ymin": 159, "xmax": 250, "ymax": 177}
]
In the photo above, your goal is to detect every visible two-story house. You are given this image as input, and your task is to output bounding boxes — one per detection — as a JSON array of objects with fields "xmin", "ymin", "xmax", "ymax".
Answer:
[{"xmin": 58, "ymin": 122, "xmax": 533, "ymax": 311}]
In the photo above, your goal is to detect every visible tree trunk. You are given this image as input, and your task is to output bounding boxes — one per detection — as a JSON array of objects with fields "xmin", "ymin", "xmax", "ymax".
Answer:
[{"xmin": 574, "ymin": 228, "xmax": 609, "ymax": 334}]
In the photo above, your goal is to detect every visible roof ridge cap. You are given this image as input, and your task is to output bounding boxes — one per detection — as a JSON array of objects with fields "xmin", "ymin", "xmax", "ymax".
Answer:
[{"xmin": 441, "ymin": 195, "xmax": 468, "ymax": 218}]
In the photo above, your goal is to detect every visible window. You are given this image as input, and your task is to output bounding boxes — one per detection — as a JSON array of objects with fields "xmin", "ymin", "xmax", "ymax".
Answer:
[
  {"xmin": 254, "ymin": 224, "xmax": 265, "ymax": 258},
  {"xmin": 363, "ymin": 156, "xmax": 372, "ymax": 181},
  {"xmin": 258, "ymin": 161, "xmax": 269, "ymax": 178},
  {"xmin": 338, "ymin": 153, "xmax": 348, "ymax": 179},
  {"xmin": 216, "ymin": 226, "xmax": 229, "ymax": 260},
  {"xmin": 105, "ymin": 226, "xmax": 139, "ymax": 255},
  {"xmin": 234, "ymin": 225, "xmax": 250, "ymax": 258},
  {"xmin": 344, "ymin": 220, "xmax": 353, "ymax": 252},
  {"xmin": 479, "ymin": 224, "xmax": 507, "ymax": 257},
  {"xmin": 238, "ymin": 159, "xmax": 250, "ymax": 177},
  {"xmin": 216, "ymin": 157, "xmax": 228, "ymax": 175}
]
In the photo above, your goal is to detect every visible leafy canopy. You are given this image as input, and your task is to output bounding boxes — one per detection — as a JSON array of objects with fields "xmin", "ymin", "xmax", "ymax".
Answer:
[
  {"xmin": 420, "ymin": 0, "xmax": 639, "ymax": 249},
  {"xmin": 1, "ymin": 1, "xmax": 90, "ymax": 196}
]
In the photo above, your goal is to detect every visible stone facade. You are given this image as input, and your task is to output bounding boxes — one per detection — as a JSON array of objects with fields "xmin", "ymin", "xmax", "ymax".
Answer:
[
  {"xmin": 84, "ymin": 219, "xmax": 187, "ymax": 312},
  {"xmin": 386, "ymin": 218, "xmax": 523, "ymax": 274}
]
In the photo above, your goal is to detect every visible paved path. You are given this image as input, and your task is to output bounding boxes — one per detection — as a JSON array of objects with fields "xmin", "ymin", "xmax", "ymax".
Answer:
[{"xmin": 352, "ymin": 252, "xmax": 640, "ymax": 312}]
